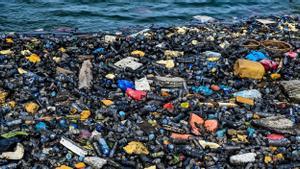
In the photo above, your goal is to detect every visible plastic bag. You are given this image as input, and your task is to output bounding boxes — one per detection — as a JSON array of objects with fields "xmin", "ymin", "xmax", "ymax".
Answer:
[
  {"xmin": 234, "ymin": 59, "xmax": 265, "ymax": 80},
  {"xmin": 123, "ymin": 141, "xmax": 149, "ymax": 155}
]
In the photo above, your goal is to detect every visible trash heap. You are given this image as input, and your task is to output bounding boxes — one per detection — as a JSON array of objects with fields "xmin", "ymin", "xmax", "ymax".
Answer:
[{"xmin": 0, "ymin": 15, "xmax": 300, "ymax": 168}]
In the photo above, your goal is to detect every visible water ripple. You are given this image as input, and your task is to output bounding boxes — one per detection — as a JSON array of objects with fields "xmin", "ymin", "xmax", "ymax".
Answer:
[{"xmin": 0, "ymin": 1, "xmax": 298, "ymax": 32}]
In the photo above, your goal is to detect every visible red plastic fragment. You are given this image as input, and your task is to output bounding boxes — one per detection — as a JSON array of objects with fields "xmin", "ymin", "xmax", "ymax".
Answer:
[
  {"xmin": 267, "ymin": 134, "xmax": 285, "ymax": 140},
  {"xmin": 285, "ymin": 51, "xmax": 297, "ymax": 59},
  {"xmin": 260, "ymin": 59, "xmax": 278, "ymax": 71},
  {"xmin": 170, "ymin": 133, "xmax": 192, "ymax": 140},
  {"xmin": 126, "ymin": 88, "xmax": 146, "ymax": 100},
  {"xmin": 204, "ymin": 119, "xmax": 218, "ymax": 132},
  {"xmin": 189, "ymin": 113, "xmax": 204, "ymax": 135},
  {"xmin": 163, "ymin": 102, "xmax": 174, "ymax": 112}
]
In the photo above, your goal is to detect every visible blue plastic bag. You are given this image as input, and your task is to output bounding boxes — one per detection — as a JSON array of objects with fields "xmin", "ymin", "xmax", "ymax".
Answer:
[
  {"xmin": 207, "ymin": 62, "xmax": 217, "ymax": 69},
  {"xmin": 247, "ymin": 127, "xmax": 255, "ymax": 137},
  {"xmin": 216, "ymin": 129, "xmax": 227, "ymax": 138},
  {"xmin": 35, "ymin": 122, "xmax": 47, "ymax": 131},
  {"xmin": 117, "ymin": 80, "xmax": 134, "ymax": 91},
  {"xmin": 192, "ymin": 86, "xmax": 213, "ymax": 96},
  {"xmin": 245, "ymin": 51, "xmax": 268, "ymax": 61},
  {"xmin": 93, "ymin": 48, "xmax": 105, "ymax": 54},
  {"xmin": 219, "ymin": 85, "xmax": 233, "ymax": 94}
]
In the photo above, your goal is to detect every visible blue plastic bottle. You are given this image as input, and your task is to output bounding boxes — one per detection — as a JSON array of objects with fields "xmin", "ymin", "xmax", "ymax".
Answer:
[{"xmin": 97, "ymin": 135, "xmax": 110, "ymax": 157}]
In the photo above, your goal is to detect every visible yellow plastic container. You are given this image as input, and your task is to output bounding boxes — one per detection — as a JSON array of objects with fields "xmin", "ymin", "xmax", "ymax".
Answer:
[{"xmin": 234, "ymin": 59, "xmax": 265, "ymax": 80}]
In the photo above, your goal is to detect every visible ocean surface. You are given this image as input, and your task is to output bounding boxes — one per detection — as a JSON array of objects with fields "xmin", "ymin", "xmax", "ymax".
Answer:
[{"xmin": 0, "ymin": 0, "xmax": 300, "ymax": 32}]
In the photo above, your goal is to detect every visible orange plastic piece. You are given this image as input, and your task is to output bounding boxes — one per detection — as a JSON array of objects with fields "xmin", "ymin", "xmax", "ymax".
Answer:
[
  {"xmin": 170, "ymin": 133, "xmax": 192, "ymax": 140},
  {"xmin": 189, "ymin": 113, "xmax": 204, "ymax": 135},
  {"xmin": 56, "ymin": 165, "xmax": 73, "ymax": 169},
  {"xmin": 271, "ymin": 73, "xmax": 281, "ymax": 80},
  {"xmin": 204, "ymin": 119, "xmax": 218, "ymax": 132},
  {"xmin": 161, "ymin": 91, "xmax": 170, "ymax": 97},
  {"xmin": 75, "ymin": 162, "xmax": 86, "ymax": 169},
  {"xmin": 211, "ymin": 85, "xmax": 220, "ymax": 91},
  {"xmin": 163, "ymin": 139, "xmax": 170, "ymax": 145},
  {"xmin": 234, "ymin": 59, "xmax": 265, "ymax": 80},
  {"xmin": 236, "ymin": 96, "xmax": 255, "ymax": 105}
]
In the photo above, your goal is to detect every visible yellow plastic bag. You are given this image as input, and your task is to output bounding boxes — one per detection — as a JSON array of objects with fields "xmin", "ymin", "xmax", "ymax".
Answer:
[
  {"xmin": 234, "ymin": 59, "xmax": 265, "ymax": 80},
  {"xmin": 8, "ymin": 101, "xmax": 16, "ymax": 108},
  {"xmin": 80, "ymin": 110, "xmax": 91, "ymax": 120},
  {"xmin": 123, "ymin": 141, "xmax": 149, "ymax": 155},
  {"xmin": 274, "ymin": 153, "xmax": 284, "ymax": 160},
  {"xmin": 180, "ymin": 102, "xmax": 189, "ymax": 108},
  {"xmin": 237, "ymin": 134, "xmax": 248, "ymax": 142},
  {"xmin": 59, "ymin": 47, "xmax": 66, "ymax": 53},
  {"xmin": 164, "ymin": 50, "xmax": 184, "ymax": 58},
  {"xmin": 131, "ymin": 50, "xmax": 145, "ymax": 57},
  {"xmin": 0, "ymin": 91, "xmax": 8, "ymax": 104},
  {"xmin": 101, "ymin": 99, "xmax": 114, "ymax": 106},
  {"xmin": 24, "ymin": 102, "xmax": 39, "ymax": 114},
  {"xmin": 264, "ymin": 156, "xmax": 272, "ymax": 164},
  {"xmin": 6, "ymin": 38, "xmax": 13, "ymax": 43},
  {"xmin": 26, "ymin": 54, "xmax": 41, "ymax": 63}
]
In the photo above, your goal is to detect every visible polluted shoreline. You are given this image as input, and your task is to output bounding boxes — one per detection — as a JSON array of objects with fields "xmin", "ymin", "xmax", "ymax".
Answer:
[{"xmin": 0, "ymin": 15, "xmax": 299, "ymax": 168}]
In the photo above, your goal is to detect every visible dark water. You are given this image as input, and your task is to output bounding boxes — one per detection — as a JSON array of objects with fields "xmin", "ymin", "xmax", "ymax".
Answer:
[{"xmin": 1, "ymin": 0, "xmax": 300, "ymax": 32}]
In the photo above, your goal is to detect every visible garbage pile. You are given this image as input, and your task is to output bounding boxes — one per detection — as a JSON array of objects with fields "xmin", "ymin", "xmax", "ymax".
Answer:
[{"xmin": 0, "ymin": 15, "xmax": 300, "ymax": 168}]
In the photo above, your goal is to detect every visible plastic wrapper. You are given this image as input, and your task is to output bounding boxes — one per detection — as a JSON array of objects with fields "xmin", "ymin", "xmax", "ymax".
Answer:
[{"xmin": 234, "ymin": 59, "xmax": 265, "ymax": 80}]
